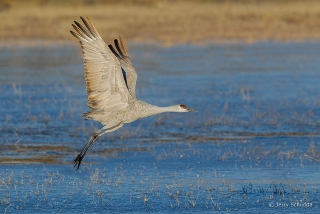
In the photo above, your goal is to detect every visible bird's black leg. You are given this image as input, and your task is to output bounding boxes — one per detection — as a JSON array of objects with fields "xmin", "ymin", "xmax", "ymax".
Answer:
[
  {"xmin": 73, "ymin": 130, "xmax": 102, "ymax": 170},
  {"xmin": 73, "ymin": 124, "xmax": 122, "ymax": 170},
  {"xmin": 73, "ymin": 154, "xmax": 84, "ymax": 169},
  {"xmin": 73, "ymin": 124, "xmax": 123, "ymax": 170}
]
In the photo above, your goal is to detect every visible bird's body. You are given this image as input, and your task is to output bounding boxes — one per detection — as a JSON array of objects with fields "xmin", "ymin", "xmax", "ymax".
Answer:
[{"xmin": 70, "ymin": 17, "xmax": 196, "ymax": 169}]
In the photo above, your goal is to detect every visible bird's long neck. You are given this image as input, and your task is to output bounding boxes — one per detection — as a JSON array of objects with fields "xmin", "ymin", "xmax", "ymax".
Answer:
[
  {"xmin": 138, "ymin": 102, "xmax": 178, "ymax": 118},
  {"xmin": 161, "ymin": 105, "xmax": 180, "ymax": 112}
]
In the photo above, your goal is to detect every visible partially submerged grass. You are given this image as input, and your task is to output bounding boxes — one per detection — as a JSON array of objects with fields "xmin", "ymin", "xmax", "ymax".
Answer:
[
  {"xmin": 1, "ymin": 0, "xmax": 320, "ymax": 45},
  {"xmin": 0, "ymin": 163, "xmax": 318, "ymax": 212},
  {"xmin": 0, "ymin": 145, "xmax": 70, "ymax": 164},
  {"xmin": 0, "ymin": 155, "xmax": 64, "ymax": 164}
]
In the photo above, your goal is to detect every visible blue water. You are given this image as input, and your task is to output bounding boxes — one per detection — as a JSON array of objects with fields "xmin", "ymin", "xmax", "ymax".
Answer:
[{"xmin": 0, "ymin": 42, "xmax": 319, "ymax": 213}]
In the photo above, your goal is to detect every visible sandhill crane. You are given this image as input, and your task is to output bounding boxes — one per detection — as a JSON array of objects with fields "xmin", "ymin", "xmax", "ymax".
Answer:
[{"xmin": 70, "ymin": 17, "xmax": 196, "ymax": 169}]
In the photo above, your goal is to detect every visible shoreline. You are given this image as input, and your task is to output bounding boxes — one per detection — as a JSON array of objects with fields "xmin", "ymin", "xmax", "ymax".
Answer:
[
  {"xmin": 1, "ymin": 38, "xmax": 320, "ymax": 48},
  {"xmin": 1, "ymin": 1, "xmax": 320, "ymax": 46}
]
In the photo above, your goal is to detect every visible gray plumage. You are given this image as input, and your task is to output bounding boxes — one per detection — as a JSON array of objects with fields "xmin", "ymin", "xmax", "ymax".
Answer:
[{"xmin": 70, "ymin": 17, "xmax": 196, "ymax": 169}]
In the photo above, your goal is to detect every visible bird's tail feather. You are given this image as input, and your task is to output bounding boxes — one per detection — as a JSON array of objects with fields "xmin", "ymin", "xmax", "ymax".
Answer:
[
  {"xmin": 82, "ymin": 111, "xmax": 93, "ymax": 120},
  {"xmin": 82, "ymin": 111, "xmax": 105, "ymax": 121}
]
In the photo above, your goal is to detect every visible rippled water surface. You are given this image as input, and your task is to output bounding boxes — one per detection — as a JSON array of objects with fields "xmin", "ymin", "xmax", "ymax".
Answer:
[{"xmin": 0, "ymin": 42, "xmax": 320, "ymax": 213}]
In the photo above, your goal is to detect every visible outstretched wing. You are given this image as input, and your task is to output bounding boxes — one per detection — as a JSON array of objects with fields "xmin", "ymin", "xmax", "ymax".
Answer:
[
  {"xmin": 70, "ymin": 17, "xmax": 132, "ymax": 113},
  {"xmin": 108, "ymin": 37, "xmax": 138, "ymax": 99}
]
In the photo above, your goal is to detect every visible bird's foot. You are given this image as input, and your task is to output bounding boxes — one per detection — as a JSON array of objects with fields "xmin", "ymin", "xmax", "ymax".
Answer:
[{"xmin": 73, "ymin": 154, "xmax": 83, "ymax": 170}]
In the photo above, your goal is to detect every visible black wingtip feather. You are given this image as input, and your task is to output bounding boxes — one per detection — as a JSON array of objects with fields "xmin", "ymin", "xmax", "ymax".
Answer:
[
  {"xmin": 80, "ymin": 16, "xmax": 97, "ymax": 37},
  {"xmin": 114, "ymin": 39, "xmax": 125, "ymax": 58},
  {"xmin": 70, "ymin": 30, "xmax": 81, "ymax": 39},
  {"xmin": 74, "ymin": 21, "xmax": 92, "ymax": 39},
  {"xmin": 108, "ymin": 44, "xmax": 121, "ymax": 58}
]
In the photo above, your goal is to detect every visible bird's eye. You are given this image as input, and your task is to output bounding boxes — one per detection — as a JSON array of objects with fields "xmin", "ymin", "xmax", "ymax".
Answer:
[{"xmin": 180, "ymin": 104, "xmax": 187, "ymax": 109}]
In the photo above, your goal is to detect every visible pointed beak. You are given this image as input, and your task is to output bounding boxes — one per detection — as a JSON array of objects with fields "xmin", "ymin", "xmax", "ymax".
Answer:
[{"xmin": 187, "ymin": 108, "xmax": 197, "ymax": 112}]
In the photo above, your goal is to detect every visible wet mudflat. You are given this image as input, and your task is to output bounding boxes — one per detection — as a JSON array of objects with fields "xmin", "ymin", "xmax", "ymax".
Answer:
[{"xmin": 0, "ymin": 42, "xmax": 320, "ymax": 213}]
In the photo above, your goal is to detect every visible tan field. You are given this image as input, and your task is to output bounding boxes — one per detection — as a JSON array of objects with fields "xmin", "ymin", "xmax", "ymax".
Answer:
[{"xmin": 1, "ymin": 0, "xmax": 320, "ymax": 45}]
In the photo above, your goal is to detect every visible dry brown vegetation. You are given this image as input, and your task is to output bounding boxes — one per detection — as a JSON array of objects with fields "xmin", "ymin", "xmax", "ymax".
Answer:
[{"xmin": 1, "ymin": 0, "xmax": 320, "ymax": 45}]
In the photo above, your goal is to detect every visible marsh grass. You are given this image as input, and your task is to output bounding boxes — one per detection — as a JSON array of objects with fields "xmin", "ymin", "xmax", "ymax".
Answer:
[
  {"xmin": 1, "ymin": 0, "xmax": 320, "ymax": 45},
  {"xmin": 0, "ymin": 137, "xmax": 319, "ymax": 212}
]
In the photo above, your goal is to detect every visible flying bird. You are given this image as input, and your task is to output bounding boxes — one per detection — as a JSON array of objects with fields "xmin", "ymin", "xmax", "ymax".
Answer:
[{"xmin": 70, "ymin": 17, "xmax": 196, "ymax": 169}]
